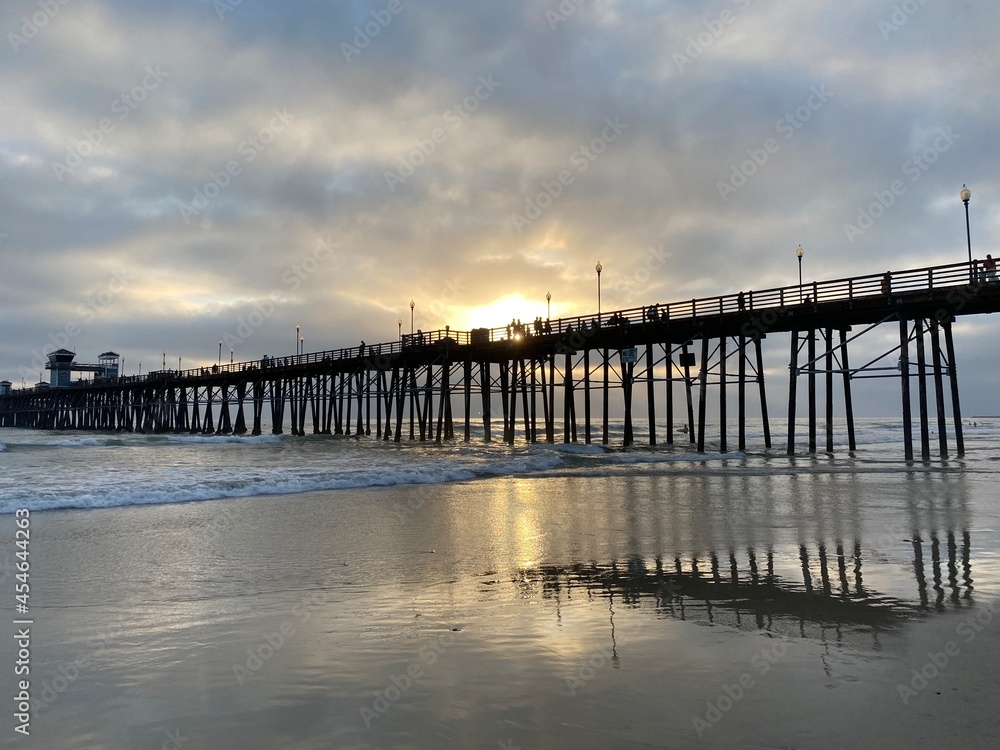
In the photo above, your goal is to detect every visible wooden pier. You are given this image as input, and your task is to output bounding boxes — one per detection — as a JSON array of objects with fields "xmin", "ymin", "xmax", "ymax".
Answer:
[{"xmin": 2, "ymin": 260, "xmax": 997, "ymax": 460}]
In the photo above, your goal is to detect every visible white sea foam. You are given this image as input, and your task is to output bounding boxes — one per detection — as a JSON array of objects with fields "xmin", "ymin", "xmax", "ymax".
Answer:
[
  {"xmin": 162, "ymin": 434, "xmax": 285, "ymax": 444},
  {"xmin": 0, "ymin": 450, "xmax": 569, "ymax": 514},
  {"xmin": 13, "ymin": 437, "xmax": 114, "ymax": 448}
]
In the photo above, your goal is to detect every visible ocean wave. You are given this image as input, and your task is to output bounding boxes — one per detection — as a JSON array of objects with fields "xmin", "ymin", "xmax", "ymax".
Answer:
[
  {"xmin": 0, "ymin": 450, "xmax": 569, "ymax": 514},
  {"xmin": 607, "ymin": 451, "xmax": 746, "ymax": 465},
  {"xmin": 160, "ymin": 434, "xmax": 285, "ymax": 445},
  {"xmin": 0, "ymin": 441, "xmax": 5, "ymax": 452},
  {"xmin": 10, "ymin": 437, "xmax": 119, "ymax": 448}
]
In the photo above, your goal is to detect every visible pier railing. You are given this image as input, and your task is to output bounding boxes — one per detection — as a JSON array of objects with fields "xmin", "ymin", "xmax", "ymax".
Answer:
[{"xmin": 20, "ymin": 259, "xmax": 984, "ymax": 392}]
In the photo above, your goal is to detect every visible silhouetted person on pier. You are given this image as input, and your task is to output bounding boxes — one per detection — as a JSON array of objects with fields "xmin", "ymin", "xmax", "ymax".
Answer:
[
  {"xmin": 983, "ymin": 254, "xmax": 997, "ymax": 282},
  {"xmin": 359, "ymin": 341, "xmax": 365, "ymax": 357},
  {"xmin": 737, "ymin": 292, "xmax": 746, "ymax": 310}
]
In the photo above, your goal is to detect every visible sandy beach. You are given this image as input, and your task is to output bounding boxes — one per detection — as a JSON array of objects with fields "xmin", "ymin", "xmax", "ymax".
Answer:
[{"xmin": 4, "ymin": 459, "xmax": 999, "ymax": 749}]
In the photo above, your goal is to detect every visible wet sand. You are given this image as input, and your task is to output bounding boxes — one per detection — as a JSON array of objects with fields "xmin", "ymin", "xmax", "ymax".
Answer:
[{"xmin": 4, "ymin": 465, "xmax": 1000, "ymax": 748}]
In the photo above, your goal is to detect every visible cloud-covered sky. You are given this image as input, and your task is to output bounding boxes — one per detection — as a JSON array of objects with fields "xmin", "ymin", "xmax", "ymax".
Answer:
[{"xmin": 1, "ymin": 0, "xmax": 998, "ymax": 413}]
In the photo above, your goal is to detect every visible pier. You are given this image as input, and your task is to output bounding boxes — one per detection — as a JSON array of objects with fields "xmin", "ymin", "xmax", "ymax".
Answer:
[{"xmin": 2, "ymin": 260, "xmax": 997, "ymax": 460}]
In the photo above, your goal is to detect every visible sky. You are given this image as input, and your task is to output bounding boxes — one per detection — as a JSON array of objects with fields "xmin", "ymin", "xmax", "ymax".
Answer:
[{"xmin": 1, "ymin": 0, "xmax": 998, "ymax": 415}]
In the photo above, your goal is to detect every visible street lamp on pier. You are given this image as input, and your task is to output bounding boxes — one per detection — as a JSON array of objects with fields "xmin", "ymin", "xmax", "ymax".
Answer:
[
  {"xmin": 218, "ymin": 340, "xmax": 222, "ymax": 366},
  {"xmin": 397, "ymin": 318, "xmax": 403, "ymax": 341},
  {"xmin": 300, "ymin": 337, "xmax": 304, "ymax": 357},
  {"xmin": 295, "ymin": 324, "xmax": 300, "ymax": 356},
  {"xmin": 546, "ymin": 291, "xmax": 551, "ymax": 320},
  {"xmin": 410, "ymin": 300, "xmax": 415, "ymax": 334},
  {"xmin": 595, "ymin": 262, "xmax": 602, "ymax": 323},
  {"xmin": 230, "ymin": 349, "xmax": 234, "ymax": 365},
  {"xmin": 961, "ymin": 184, "xmax": 972, "ymax": 281},
  {"xmin": 796, "ymin": 245, "xmax": 804, "ymax": 302}
]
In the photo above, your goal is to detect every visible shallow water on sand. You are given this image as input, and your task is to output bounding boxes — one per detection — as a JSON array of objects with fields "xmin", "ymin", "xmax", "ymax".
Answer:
[{"xmin": 3, "ymin": 455, "xmax": 999, "ymax": 749}]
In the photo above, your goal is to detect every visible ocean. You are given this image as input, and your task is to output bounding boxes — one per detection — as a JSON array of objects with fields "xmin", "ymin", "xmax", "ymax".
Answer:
[
  {"xmin": 1, "ymin": 419, "xmax": 999, "ymax": 748},
  {"xmin": 3, "ymin": 418, "xmax": 996, "ymax": 514}
]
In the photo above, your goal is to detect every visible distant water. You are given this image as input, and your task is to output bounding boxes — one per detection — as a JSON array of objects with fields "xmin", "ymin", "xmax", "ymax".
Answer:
[{"xmin": 1, "ymin": 418, "xmax": 997, "ymax": 514}]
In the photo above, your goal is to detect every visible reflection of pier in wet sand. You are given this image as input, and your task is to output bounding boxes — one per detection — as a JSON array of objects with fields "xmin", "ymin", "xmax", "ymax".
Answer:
[{"xmin": 513, "ymin": 527, "xmax": 976, "ymax": 648}]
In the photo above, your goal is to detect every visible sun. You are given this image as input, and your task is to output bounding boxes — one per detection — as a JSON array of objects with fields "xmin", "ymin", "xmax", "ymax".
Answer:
[{"xmin": 456, "ymin": 294, "xmax": 554, "ymax": 333}]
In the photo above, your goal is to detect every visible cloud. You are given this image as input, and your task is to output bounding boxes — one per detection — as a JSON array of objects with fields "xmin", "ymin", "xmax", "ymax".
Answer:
[{"xmin": 0, "ymin": 0, "xmax": 997, "ymax": 413}]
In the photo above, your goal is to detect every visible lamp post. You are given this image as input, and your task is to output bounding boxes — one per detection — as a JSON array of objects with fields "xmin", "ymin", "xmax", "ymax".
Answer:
[
  {"xmin": 397, "ymin": 318, "xmax": 402, "ymax": 341},
  {"xmin": 218, "ymin": 340, "xmax": 222, "ymax": 366},
  {"xmin": 796, "ymin": 245, "xmax": 804, "ymax": 302},
  {"xmin": 410, "ymin": 300, "xmax": 415, "ymax": 334},
  {"xmin": 230, "ymin": 349, "xmax": 234, "ymax": 365},
  {"xmin": 595, "ymin": 261, "xmax": 603, "ymax": 323},
  {"xmin": 300, "ymin": 337, "xmax": 304, "ymax": 357},
  {"xmin": 163, "ymin": 352, "xmax": 166, "ymax": 370},
  {"xmin": 546, "ymin": 291, "xmax": 551, "ymax": 320},
  {"xmin": 961, "ymin": 184, "xmax": 972, "ymax": 281},
  {"xmin": 295, "ymin": 324, "xmax": 300, "ymax": 356},
  {"xmin": 178, "ymin": 356, "xmax": 182, "ymax": 371}
]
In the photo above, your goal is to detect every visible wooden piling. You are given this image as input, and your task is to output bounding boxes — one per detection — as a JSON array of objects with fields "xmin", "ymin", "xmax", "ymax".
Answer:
[
  {"xmin": 929, "ymin": 321, "xmax": 948, "ymax": 457},
  {"xmin": 915, "ymin": 319, "xmax": 930, "ymax": 461},
  {"xmin": 899, "ymin": 317, "xmax": 914, "ymax": 462},
  {"xmin": 943, "ymin": 319, "xmax": 964, "ymax": 456},
  {"xmin": 787, "ymin": 330, "xmax": 798, "ymax": 455}
]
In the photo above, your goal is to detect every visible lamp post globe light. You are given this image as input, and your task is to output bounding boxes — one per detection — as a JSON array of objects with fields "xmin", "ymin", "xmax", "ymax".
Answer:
[
  {"xmin": 796, "ymin": 245, "xmax": 804, "ymax": 302},
  {"xmin": 961, "ymin": 184, "xmax": 972, "ymax": 280},
  {"xmin": 595, "ymin": 261, "xmax": 603, "ymax": 323},
  {"xmin": 397, "ymin": 318, "xmax": 403, "ymax": 341},
  {"xmin": 295, "ymin": 324, "xmax": 300, "ymax": 356},
  {"xmin": 546, "ymin": 291, "xmax": 551, "ymax": 320},
  {"xmin": 410, "ymin": 299, "xmax": 415, "ymax": 334},
  {"xmin": 218, "ymin": 340, "xmax": 222, "ymax": 366}
]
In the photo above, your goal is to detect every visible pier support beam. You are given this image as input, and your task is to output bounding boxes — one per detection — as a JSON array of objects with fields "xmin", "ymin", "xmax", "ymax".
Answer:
[
  {"xmin": 930, "ymin": 321, "xmax": 948, "ymax": 457},
  {"xmin": 943, "ymin": 319, "xmax": 964, "ymax": 456},
  {"xmin": 839, "ymin": 329, "xmax": 856, "ymax": 452},
  {"xmin": 787, "ymin": 330, "xmax": 799, "ymax": 454},
  {"xmin": 899, "ymin": 317, "xmax": 914, "ymax": 462}
]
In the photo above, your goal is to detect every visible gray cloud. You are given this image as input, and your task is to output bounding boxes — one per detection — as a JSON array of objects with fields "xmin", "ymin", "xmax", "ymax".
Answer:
[{"xmin": 0, "ymin": 0, "xmax": 997, "ymax": 413}]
